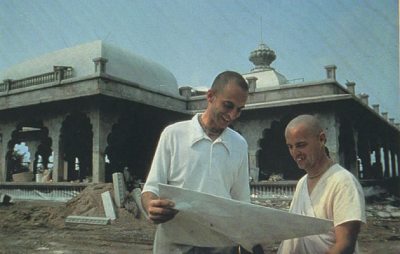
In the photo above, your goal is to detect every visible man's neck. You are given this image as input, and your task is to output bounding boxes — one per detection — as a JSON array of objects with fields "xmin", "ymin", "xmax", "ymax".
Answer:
[
  {"xmin": 307, "ymin": 158, "xmax": 334, "ymax": 180},
  {"xmin": 198, "ymin": 114, "xmax": 223, "ymax": 140}
]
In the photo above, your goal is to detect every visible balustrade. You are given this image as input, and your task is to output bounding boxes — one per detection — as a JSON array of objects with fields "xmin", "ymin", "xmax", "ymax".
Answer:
[
  {"xmin": 1, "ymin": 66, "xmax": 73, "ymax": 93},
  {"xmin": 250, "ymin": 181, "xmax": 297, "ymax": 200}
]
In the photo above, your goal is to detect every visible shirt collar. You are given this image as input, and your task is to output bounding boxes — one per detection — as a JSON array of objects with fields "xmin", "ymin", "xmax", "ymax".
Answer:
[{"xmin": 190, "ymin": 113, "xmax": 232, "ymax": 153}]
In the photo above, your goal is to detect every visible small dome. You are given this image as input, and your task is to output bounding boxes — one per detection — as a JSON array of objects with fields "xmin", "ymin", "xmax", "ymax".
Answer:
[
  {"xmin": 249, "ymin": 42, "xmax": 276, "ymax": 71},
  {"xmin": 243, "ymin": 42, "xmax": 287, "ymax": 88}
]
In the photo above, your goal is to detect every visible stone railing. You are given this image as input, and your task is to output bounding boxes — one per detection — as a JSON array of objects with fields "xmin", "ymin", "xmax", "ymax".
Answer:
[
  {"xmin": 250, "ymin": 180, "xmax": 297, "ymax": 200},
  {"xmin": 1, "ymin": 66, "xmax": 73, "ymax": 92},
  {"xmin": 0, "ymin": 182, "xmax": 86, "ymax": 202}
]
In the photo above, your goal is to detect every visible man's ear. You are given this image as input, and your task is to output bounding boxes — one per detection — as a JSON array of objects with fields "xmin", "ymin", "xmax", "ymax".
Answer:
[
  {"xmin": 319, "ymin": 132, "xmax": 327, "ymax": 144},
  {"xmin": 207, "ymin": 90, "xmax": 215, "ymax": 103}
]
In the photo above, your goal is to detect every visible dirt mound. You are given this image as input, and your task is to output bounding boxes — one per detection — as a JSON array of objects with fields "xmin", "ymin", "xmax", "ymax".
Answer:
[
  {"xmin": 65, "ymin": 183, "xmax": 113, "ymax": 217},
  {"xmin": 0, "ymin": 183, "xmax": 156, "ymax": 237}
]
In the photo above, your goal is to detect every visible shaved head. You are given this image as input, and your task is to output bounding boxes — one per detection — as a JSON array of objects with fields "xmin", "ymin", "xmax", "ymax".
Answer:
[{"xmin": 285, "ymin": 114, "xmax": 323, "ymax": 137}]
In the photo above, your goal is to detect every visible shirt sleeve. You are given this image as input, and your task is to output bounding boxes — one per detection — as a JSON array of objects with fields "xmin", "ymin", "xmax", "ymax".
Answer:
[
  {"xmin": 332, "ymin": 175, "xmax": 366, "ymax": 226},
  {"xmin": 230, "ymin": 143, "xmax": 251, "ymax": 202},
  {"xmin": 142, "ymin": 128, "xmax": 171, "ymax": 197}
]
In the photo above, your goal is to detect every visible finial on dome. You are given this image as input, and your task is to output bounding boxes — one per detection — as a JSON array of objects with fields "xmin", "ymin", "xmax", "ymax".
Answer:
[{"xmin": 249, "ymin": 42, "xmax": 276, "ymax": 72}]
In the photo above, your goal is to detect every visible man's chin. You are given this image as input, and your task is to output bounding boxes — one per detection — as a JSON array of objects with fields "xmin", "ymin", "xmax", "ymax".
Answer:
[{"xmin": 296, "ymin": 163, "xmax": 306, "ymax": 170}]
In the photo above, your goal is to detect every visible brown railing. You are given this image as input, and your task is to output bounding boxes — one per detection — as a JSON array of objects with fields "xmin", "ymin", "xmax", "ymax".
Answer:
[{"xmin": 1, "ymin": 66, "xmax": 73, "ymax": 92}]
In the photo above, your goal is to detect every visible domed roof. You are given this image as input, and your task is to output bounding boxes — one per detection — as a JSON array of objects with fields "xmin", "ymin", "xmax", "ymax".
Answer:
[{"xmin": 0, "ymin": 40, "xmax": 179, "ymax": 96}]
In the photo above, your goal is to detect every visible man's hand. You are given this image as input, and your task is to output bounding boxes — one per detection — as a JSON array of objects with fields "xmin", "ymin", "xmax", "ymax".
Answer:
[{"xmin": 141, "ymin": 191, "xmax": 179, "ymax": 224}]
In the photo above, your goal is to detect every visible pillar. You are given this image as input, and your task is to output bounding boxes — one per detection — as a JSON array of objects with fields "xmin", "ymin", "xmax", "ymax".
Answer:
[
  {"xmin": 324, "ymin": 65, "xmax": 337, "ymax": 80},
  {"xmin": 0, "ymin": 133, "xmax": 4, "ymax": 182},
  {"xmin": 0, "ymin": 125, "xmax": 15, "ymax": 182},
  {"xmin": 372, "ymin": 104, "xmax": 380, "ymax": 113},
  {"xmin": 246, "ymin": 77, "xmax": 258, "ymax": 93},
  {"xmin": 382, "ymin": 112, "xmax": 388, "ymax": 120},
  {"xmin": 390, "ymin": 149, "xmax": 396, "ymax": 178},
  {"xmin": 359, "ymin": 93, "xmax": 369, "ymax": 105},
  {"xmin": 345, "ymin": 81, "xmax": 356, "ymax": 94},
  {"xmin": 53, "ymin": 66, "xmax": 69, "ymax": 82},
  {"xmin": 93, "ymin": 57, "xmax": 108, "ymax": 74},
  {"xmin": 375, "ymin": 145, "xmax": 383, "ymax": 178},
  {"xmin": 3, "ymin": 79, "xmax": 12, "ymax": 93},
  {"xmin": 90, "ymin": 108, "xmax": 112, "ymax": 183},
  {"xmin": 383, "ymin": 143, "xmax": 390, "ymax": 178},
  {"xmin": 47, "ymin": 118, "xmax": 63, "ymax": 182},
  {"xmin": 179, "ymin": 86, "xmax": 192, "ymax": 99}
]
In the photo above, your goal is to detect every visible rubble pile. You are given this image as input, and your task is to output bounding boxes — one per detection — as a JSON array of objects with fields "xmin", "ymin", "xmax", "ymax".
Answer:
[
  {"xmin": 65, "ymin": 183, "xmax": 113, "ymax": 217},
  {"xmin": 364, "ymin": 186, "xmax": 400, "ymax": 219}
]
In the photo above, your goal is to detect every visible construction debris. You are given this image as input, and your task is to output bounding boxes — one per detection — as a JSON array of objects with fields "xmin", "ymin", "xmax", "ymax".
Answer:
[{"xmin": 65, "ymin": 215, "xmax": 110, "ymax": 225}]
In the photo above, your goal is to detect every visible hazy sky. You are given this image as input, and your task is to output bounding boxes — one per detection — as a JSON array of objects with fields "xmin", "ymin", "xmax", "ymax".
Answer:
[{"xmin": 1, "ymin": 0, "xmax": 398, "ymax": 121}]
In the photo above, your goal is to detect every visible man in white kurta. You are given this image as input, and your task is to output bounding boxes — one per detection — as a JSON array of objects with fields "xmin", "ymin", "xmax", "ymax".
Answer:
[
  {"xmin": 278, "ymin": 164, "xmax": 366, "ymax": 253},
  {"xmin": 279, "ymin": 114, "xmax": 366, "ymax": 254}
]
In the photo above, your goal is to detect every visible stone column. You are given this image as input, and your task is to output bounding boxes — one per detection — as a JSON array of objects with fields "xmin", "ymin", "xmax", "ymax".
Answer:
[
  {"xmin": 359, "ymin": 93, "xmax": 369, "ymax": 105},
  {"xmin": 397, "ymin": 150, "xmax": 400, "ymax": 177},
  {"xmin": 248, "ymin": 149, "xmax": 259, "ymax": 182},
  {"xmin": 325, "ymin": 65, "xmax": 337, "ymax": 80},
  {"xmin": 390, "ymin": 149, "xmax": 396, "ymax": 177},
  {"xmin": 246, "ymin": 77, "xmax": 258, "ymax": 93},
  {"xmin": 53, "ymin": 66, "xmax": 68, "ymax": 82},
  {"xmin": 93, "ymin": 57, "xmax": 108, "ymax": 74},
  {"xmin": 345, "ymin": 81, "xmax": 356, "ymax": 94},
  {"xmin": 321, "ymin": 113, "xmax": 340, "ymax": 163},
  {"xmin": 0, "ymin": 125, "xmax": 15, "ymax": 182},
  {"xmin": 3, "ymin": 79, "xmax": 12, "ymax": 92},
  {"xmin": 372, "ymin": 104, "xmax": 380, "ymax": 113},
  {"xmin": 47, "ymin": 118, "xmax": 63, "ymax": 182},
  {"xmin": 179, "ymin": 86, "xmax": 192, "ymax": 99},
  {"xmin": 90, "ymin": 108, "xmax": 112, "ymax": 183},
  {"xmin": 383, "ymin": 143, "xmax": 390, "ymax": 178},
  {"xmin": 375, "ymin": 144, "xmax": 383, "ymax": 178},
  {"xmin": 0, "ymin": 133, "xmax": 4, "ymax": 182}
]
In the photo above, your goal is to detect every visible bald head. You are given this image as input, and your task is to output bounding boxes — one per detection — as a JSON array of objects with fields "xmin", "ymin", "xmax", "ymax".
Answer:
[{"xmin": 285, "ymin": 114, "xmax": 323, "ymax": 138}]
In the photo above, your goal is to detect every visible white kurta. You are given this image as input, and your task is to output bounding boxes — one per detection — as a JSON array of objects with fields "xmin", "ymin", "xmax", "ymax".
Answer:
[{"xmin": 278, "ymin": 164, "xmax": 366, "ymax": 254}]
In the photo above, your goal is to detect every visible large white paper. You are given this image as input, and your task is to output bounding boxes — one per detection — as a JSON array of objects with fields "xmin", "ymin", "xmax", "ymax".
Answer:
[{"xmin": 159, "ymin": 183, "xmax": 333, "ymax": 251}]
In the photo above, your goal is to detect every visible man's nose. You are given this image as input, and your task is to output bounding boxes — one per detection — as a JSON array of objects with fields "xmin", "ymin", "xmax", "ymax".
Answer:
[
  {"xmin": 228, "ymin": 108, "xmax": 240, "ymax": 120},
  {"xmin": 290, "ymin": 147, "xmax": 299, "ymax": 156}
]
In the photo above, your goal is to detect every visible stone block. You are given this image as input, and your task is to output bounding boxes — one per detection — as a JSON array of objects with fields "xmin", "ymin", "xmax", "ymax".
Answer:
[
  {"xmin": 65, "ymin": 215, "xmax": 110, "ymax": 225},
  {"xmin": 101, "ymin": 191, "xmax": 117, "ymax": 220},
  {"xmin": 112, "ymin": 172, "xmax": 126, "ymax": 208}
]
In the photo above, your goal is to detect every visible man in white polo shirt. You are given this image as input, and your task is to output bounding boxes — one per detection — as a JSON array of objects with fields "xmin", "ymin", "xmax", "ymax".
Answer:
[{"xmin": 142, "ymin": 70, "xmax": 250, "ymax": 254}]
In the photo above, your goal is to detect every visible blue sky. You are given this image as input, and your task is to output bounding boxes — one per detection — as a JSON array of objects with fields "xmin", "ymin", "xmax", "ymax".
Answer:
[{"xmin": 0, "ymin": 0, "xmax": 398, "ymax": 121}]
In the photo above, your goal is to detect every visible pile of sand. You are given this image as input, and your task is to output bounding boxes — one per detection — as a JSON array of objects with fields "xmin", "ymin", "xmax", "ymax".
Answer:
[{"xmin": 0, "ymin": 183, "xmax": 156, "ymax": 239}]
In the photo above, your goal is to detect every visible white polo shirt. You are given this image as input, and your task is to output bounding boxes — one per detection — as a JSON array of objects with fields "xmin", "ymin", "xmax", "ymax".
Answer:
[
  {"xmin": 143, "ymin": 113, "xmax": 250, "ymax": 202},
  {"xmin": 143, "ymin": 114, "xmax": 250, "ymax": 253}
]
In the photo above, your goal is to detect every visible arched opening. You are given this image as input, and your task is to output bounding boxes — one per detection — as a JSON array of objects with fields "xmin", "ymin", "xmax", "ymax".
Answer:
[
  {"xmin": 60, "ymin": 112, "xmax": 93, "ymax": 182},
  {"xmin": 104, "ymin": 108, "xmax": 167, "ymax": 190},
  {"xmin": 6, "ymin": 120, "xmax": 52, "ymax": 182},
  {"xmin": 257, "ymin": 120, "xmax": 303, "ymax": 181}
]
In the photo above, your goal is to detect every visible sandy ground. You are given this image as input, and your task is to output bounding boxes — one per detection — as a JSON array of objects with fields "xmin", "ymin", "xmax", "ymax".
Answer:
[{"xmin": 0, "ymin": 184, "xmax": 399, "ymax": 254}]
